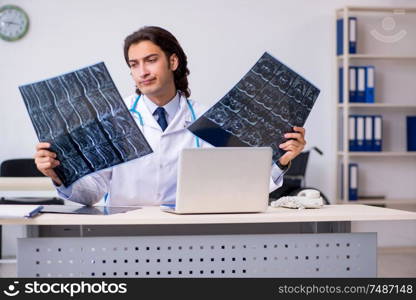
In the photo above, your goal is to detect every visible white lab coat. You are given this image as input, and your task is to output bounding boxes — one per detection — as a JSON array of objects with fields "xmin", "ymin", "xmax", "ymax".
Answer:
[{"xmin": 57, "ymin": 93, "xmax": 284, "ymax": 206}]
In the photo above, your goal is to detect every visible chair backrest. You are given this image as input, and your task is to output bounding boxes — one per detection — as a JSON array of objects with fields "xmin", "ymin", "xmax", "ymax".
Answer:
[
  {"xmin": 0, "ymin": 159, "xmax": 44, "ymax": 177},
  {"xmin": 284, "ymin": 147, "xmax": 324, "ymax": 178},
  {"xmin": 0, "ymin": 158, "xmax": 64, "ymax": 205},
  {"xmin": 284, "ymin": 152, "xmax": 310, "ymax": 177}
]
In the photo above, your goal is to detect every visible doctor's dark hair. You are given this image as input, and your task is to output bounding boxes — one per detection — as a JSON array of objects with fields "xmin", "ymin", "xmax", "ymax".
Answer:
[{"xmin": 124, "ymin": 26, "xmax": 191, "ymax": 98}]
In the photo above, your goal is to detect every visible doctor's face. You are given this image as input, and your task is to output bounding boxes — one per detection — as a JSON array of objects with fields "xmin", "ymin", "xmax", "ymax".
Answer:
[{"xmin": 128, "ymin": 40, "xmax": 178, "ymax": 100}]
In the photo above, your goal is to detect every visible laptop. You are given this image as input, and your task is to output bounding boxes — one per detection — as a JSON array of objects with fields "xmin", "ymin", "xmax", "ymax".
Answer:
[{"xmin": 160, "ymin": 147, "xmax": 272, "ymax": 214}]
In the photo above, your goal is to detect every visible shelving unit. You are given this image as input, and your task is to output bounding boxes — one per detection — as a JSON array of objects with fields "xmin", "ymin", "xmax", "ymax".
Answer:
[
  {"xmin": 338, "ymin": 152, "xmax": 416, "ymax": 157},
  {"xmin": 335, "ymin": 6, "xmax": 416, "ymax": 207},
  {"xmin": 338, "ymin": 104, "xmax": 416, "ymax": 108},
  {"xmin": 337, "ymin": 55, "xmax": 416, "ymax": 60},
  {"xmin": 354, "ymin": 199, "xmax": 415, "ymax": 205}
]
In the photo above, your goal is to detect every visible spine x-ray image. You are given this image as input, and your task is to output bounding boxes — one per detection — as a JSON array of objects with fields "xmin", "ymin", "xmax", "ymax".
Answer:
[
  {"xmin": 19, "ymin": 62, "xmax": 153, "ymax": 187},
  {"xmin": 188, "ymin": 52, "xmax": 320, "ymax": 163}
]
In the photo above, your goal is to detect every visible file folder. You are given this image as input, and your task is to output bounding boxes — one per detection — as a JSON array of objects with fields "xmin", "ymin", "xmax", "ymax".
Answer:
[
  {"xmin": 339, "ymin": 67, "xmax": 343, "ymax": 103},
  {"xmin": 336, "ymin": 17, "xmax": 357, "ymax": 55},
  {"xmin": 357, "ymin": 67, "xmax": 366, "ymax": 102},
  {"xmin": 356, "ymin": 116, "xmax": 364, "ymax": 151},
  {"xmin": 365, "ymin": 66, "xmax": 375, "ymax": 103},
  {"xmin": 349, "ymin": 67, "xmax": 357, "ymax": 102},
  {"xmin": 349, "ymin": 17, "xmax": 357, "ymax": 54},
  {"xmin": 339, "ymin": 67, "xmax": 357, "ymax": 103},
  {"xmin": 336, "ymin": 18, "xmax": 343, "ymax": 55},
  {"xmin": 349, "ymin": 163, "xmax": 358, "ymax": 201},
  {"xmin": 407, "ymin": 116, "xmax": 416, "ymax": 151},
  {"xmin": 364, "ymin": 115, "xmax": 373, "ymax": 151},
  {"xmin": 373, "ymin": 115, "xmax": 382, "ymax": 151},
  {"xmin": 340, "ymin": 162, "xmax": 343, "ymax": 199},
  {"xmin": 349, "ymin": 115, "xmax": 357, "ymax": 151}
]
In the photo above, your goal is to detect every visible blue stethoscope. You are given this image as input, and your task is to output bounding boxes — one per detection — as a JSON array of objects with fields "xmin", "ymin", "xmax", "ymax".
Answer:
[{"xmin": 129, "ymin": 94, "xmax": 200, "ymax": 148}]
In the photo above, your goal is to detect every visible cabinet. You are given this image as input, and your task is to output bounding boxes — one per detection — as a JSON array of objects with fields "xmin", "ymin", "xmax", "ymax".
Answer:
[{"xmin": 335, "ymin": 6, "xmax": 416, "ymax": 207}]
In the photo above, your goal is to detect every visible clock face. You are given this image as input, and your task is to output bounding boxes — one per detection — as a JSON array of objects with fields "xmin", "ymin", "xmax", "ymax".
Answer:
[{"xmin": 0, "ymin": 5, "xmax": 29, "ymax": 41}]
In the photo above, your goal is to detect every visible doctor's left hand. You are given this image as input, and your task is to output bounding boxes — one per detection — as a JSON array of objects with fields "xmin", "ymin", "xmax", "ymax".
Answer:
[{"xmin": 278, "ymin": 126, "xmax": 306, "ymax": 167}]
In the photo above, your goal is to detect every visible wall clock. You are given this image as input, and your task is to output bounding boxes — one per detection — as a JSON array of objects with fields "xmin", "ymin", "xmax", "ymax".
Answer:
[{"xmin": 0, "ymin": 5, "xmax": 29, "ymax": 41}]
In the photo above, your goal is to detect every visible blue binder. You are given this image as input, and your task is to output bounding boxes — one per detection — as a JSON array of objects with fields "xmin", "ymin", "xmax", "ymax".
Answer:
[
  {"xmin": 407, "ymin": 116, "xmax": 416, "ymax": 151},
  {"xmin": 356, "ymin": 116, "xmax": 364, "ymax": 151},
  {"xmin": 364, "ymin": 115, "xmax": 373, "ymax": 151},
  {"xmin": 349, "ymin": 163, "xmax": 358, "ymax": 201},
  {"xmin": 373, "ymin": 115, "xmax": 383, "ymax": 151},
  {"xmin": 340, "ymin": 162, "xmax": 343, "ymax": 200},
  {"xmin": 336, "ymin": 17, "xmax": 357, "ymax": 55},
  {"xmin": 349, "ymin": 17, "xmax": 357, "ymax": 54},
  {"xmin": 339, "ymin": 67, "xmax": 343, "ymax": 103},
  {"xmin": 356, "ymin": 67, "xmax": 366, "ymax": 102},
  {"xmin": 339, "ymin": 67, "xmax": 357, "ymax": 103},
  {"xmin": 336, "ymin": 18, "xmax": 342, "ymax": 55},
  {"xmin": 349, "ymin": 115, "xmax": 357, "ymax": 151},
  {"xmin": 365, "ymin": 66, "xmax": 375, "ymax": 103},
  {"xmin": 349, "ymin": 67, "xmax": 357, "ymax": 102}
]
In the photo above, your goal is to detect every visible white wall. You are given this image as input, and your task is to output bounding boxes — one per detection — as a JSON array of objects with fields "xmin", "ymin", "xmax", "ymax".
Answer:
[
  {"xmin": 1, "ymin": 0, "xmax": 416, "ymax": 255},
  {"xmin": 1, "ymin": 0, "xmax": 415, "ymax": 199}
]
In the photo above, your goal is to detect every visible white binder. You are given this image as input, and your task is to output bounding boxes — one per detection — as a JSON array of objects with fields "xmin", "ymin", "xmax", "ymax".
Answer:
[{"xmin": 356, "ymin": 116, "xmax": 364, "ymax": 150}]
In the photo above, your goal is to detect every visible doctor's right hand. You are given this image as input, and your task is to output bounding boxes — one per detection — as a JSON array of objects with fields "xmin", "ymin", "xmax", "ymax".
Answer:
[{"xmin": 34, "ymin": 142, "xmax": 62, "ymax": 186}]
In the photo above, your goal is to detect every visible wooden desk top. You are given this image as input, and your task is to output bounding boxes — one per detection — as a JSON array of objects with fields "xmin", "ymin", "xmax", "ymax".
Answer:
[{"xmin": 1, "ymin": 204, "xmax": 416, "ymax": 225}]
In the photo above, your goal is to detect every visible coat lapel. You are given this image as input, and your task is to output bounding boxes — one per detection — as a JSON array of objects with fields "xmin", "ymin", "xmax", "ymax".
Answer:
[
  {"xmin": 164, "ymin": 94, "xmax": 193, "ymax": 135},
  {"xmin": 136, "ymin": 96, "xmax": 162, "ymax": 131}
]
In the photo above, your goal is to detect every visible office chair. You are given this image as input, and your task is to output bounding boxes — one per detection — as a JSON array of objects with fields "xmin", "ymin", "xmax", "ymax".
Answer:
[
  {"xmin": 0, "ymin": 158, "xmax": 44, "ymax": 177},
  {"xmin": 0, "ymin": 158, "xmax": 64, "ymax": 205},
  {"xmin": 0, "ymin": 159, "xmax": 64, "ymax": 258},
  {"xmin": 269, "ymin": 147, "xmax": 330, "ymax": 204}
]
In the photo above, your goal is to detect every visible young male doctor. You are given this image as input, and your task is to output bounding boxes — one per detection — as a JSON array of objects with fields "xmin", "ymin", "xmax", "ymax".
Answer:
[{"xmin": 34, "ymin": 26, "xmax": 307, "ymax": 207}]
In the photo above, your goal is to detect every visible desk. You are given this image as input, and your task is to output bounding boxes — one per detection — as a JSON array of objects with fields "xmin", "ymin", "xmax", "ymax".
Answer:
[
  {"xmin": 1, "ymin": 205, "xmax": 416, "ymax": 278},
  {"xmin": 0, "ymin": 177, "xmax": 57, "ymax": 261}
]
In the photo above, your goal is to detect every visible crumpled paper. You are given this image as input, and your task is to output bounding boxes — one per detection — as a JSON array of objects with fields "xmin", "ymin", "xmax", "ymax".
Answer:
[{"xmin": 270, "ymin": 196, "xmax": 324, "ymax": 209}]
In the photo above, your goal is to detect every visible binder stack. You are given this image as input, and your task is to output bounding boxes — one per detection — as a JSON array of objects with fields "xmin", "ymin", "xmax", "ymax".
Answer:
[
  {"xmin": 336, "ymin": 17, "xmax": 357, "ymax": 55},
  {"xmin": 339, "ymin": 66, "xmax": 375, "ymax": 103},
  {"xmin": 349, "ymin": 115, "xmax": 382, "ymax": 151},
  {"xmin": 407, "ymin": 116, "xmax": 416, "ymax": 151}
]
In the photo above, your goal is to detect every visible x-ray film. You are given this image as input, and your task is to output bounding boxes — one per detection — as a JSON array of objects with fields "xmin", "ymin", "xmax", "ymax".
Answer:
[
  {"xmin": 19, "ymin": 62, "xmax": 153, "ymax": 187},
  {"xmin": 188, "ymin": 52, "xmax": 320, "ymax": 163}
]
